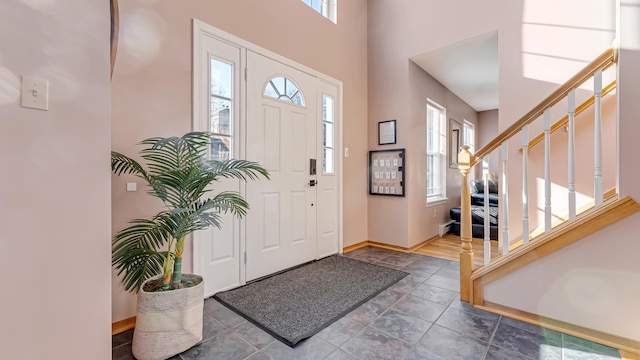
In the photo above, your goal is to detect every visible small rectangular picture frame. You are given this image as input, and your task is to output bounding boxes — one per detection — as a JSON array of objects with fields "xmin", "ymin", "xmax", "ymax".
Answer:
[{"xmin": 378, "ymin": 120, "xmax": 396, "ymax": 145}]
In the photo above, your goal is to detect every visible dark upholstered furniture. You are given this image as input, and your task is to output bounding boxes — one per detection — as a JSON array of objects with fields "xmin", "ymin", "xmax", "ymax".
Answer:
[{"xmin": 449, "ymin": 180, "xmax": 498, "ymax": 240}]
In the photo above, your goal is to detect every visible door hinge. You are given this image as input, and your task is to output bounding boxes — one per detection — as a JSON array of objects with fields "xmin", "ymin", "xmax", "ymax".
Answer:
[
  {"xmin": 244, "ymin": 68, "xmax": 247, "ymax": 80},
  {"xmin": 244, "ymin": 251, "xmax": 247, "ymax": 264}
]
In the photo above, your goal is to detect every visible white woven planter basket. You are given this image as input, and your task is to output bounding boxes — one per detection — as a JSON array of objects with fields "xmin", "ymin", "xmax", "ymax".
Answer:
[{"xmin": 132, "ymin": 275, "xmax": 204, "ymax": 360}]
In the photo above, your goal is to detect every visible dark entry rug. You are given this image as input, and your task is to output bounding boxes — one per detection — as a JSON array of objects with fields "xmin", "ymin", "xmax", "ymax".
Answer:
[{"xmin": 214, "ymin": 255, "xmax": 408, "ymax": 347}]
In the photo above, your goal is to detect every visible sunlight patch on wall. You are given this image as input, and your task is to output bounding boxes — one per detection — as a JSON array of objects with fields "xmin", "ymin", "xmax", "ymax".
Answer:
[
  {"xmin": 522, "ymin": 0, "xmax": 615, "ymax": 86},
  {"xmin": 117, "ymin": 9, "xmax": 165, "ymax": 74},
  {"xmin": 539, "ymin": 268, "xmax": 640, "ymax": 338},
  {"xmin": 534, "ymin": 178, "xmax": 592, "ymax": 232},
  {"xmin": 523, "ymin": 0, "xmax": 614, "ymax": 30},
  {"xmin": 522, "ymin": 52, "xmax": 586, "ymax": 88},
  {"xmin": 0, "ymin": 67, "xmax": 20, "ymax": 106}
]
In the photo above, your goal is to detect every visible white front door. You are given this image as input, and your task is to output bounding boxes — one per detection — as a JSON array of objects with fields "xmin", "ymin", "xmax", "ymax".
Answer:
[
  {"xmin": 245, "ymin": 51, "xmax": 319, "ymax": 281},
  {"xmin": 193, "ymin": 21, "xmax": 342, "ymax": 293}
]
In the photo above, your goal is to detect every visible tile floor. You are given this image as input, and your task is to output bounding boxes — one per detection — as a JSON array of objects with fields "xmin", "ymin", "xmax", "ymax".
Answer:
[{"xmin": 113, "ymin": 246, "xmax": 623, "ymax": 360}]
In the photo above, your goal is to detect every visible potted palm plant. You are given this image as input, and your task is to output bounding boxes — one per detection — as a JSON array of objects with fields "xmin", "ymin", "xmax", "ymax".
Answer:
[{"xmin": 111, "ymin": 132, "xmax": 268, "ymax": 360}]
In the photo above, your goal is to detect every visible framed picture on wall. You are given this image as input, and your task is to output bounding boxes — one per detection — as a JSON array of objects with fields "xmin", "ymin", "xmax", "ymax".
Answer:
[
  {"xmin": 369, "ymin": 148, "xmax": 405, "ymax": 197},
  {"xmin": 449, "ymin": 118, "xmax": 462, "ymax": 168},
  {"xmin": 378, "ymin": 120, "xmax": 396, "ymax": 145}
]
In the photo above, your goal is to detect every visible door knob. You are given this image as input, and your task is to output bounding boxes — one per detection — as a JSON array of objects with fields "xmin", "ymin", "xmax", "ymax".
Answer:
[{"xmin": 309, "ymin": 179, "xmax": 317, "ymax": 187}]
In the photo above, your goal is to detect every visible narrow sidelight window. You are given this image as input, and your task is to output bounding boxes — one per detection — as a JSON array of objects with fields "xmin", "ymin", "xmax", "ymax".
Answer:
[
  {"xmin": 210, "ymin": 57, "xmax": 233, "ymax": 161},
  {"xmin": 322, "ymin": 94, "xmax": 335, "ymax": 174}
]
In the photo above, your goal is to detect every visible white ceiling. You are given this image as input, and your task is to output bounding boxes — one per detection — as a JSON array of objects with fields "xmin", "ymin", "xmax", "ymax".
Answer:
[{"xmin": 411, "ymin": 31, "xmax": 498, "ymax": 112}]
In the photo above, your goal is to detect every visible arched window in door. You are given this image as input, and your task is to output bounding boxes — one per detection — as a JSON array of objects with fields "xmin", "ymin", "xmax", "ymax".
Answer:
[{"xmin": 263, "ymin": 76, "xmax": 305, "ymax": 106}]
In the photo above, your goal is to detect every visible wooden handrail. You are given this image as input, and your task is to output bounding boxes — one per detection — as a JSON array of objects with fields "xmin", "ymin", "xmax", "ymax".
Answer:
[
  {"xmin": 520, "ymin": 80, "xmax": 617, "ymax": 152},
  {"xmin": 471, "ymin": 47, "xmax": 617, "ymax": 167}
]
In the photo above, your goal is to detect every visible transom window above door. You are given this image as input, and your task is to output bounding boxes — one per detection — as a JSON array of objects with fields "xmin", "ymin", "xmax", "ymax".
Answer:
[
  {"xmin": 299, "ymin": 0, "xmax": 337, "ymax": 23},
  {"xmin": 264, "ymin": 76, "xmax": 306, "ymax": 106}
]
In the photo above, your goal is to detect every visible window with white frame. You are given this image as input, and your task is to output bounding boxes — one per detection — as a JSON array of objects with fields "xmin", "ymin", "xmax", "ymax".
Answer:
[
  {"xmin": 263, "ymin": 76, "xmax": 306, "ymax": 106},
  {"xmin": 463, "ymin": 120, "xmax": 475, "ymax": 154},
  {"xmin": 426, "ymin": 100, "xmax": 447, "ymax": 203},
  {"xmin": 322, "ymin": 94, "xmax": 335, "ymax": 174},
  {"xmin": 463, "ymin": 120, "xmax": 475, "ymax": 180},
  {"xmin": 210, "ymin": 57, "xmax": 234, "ymax": 161},
  {"xmin": 300, "ymin": 0, "xmax": 337, "ymax": 23}
]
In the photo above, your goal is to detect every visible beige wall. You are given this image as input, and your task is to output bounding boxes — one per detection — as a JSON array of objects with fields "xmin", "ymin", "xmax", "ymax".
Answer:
[
  {"xmin": 367, "ymin": 0, "xmax": 499, "ymax": 248},
  {"xmin": 366, "ymin": 58, "xmax": 479, "ymax": 248},
  {"xmin": 111, "ymin": 0, "xmax": 368, "ymax": 322},
  {"xmin": 617, "ymin": 0, "xmax": 640, "ymax": 201},
  {"xmin": 0, "ymin": 1, "xmax": 111, "ymax": 358},
  {"xmin": 484, "ymin": 212, "xmax": 640, "ymax": 340},
  {"xmin": 367, "ymin": 2, "xmax": 491, "ymax": 248},
  {"xmin": 477, "ymin": 109, "xmax": 499, "ymax": 176},
  {"xmin": 478, "ymin": 110, "xmax": 499, "ymax": 148},
  {"xmin": 407, "ymin": 62, "xmax": 479, "ymax": 247}
]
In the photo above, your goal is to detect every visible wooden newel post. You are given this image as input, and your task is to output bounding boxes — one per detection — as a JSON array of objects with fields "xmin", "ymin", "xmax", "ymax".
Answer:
[{"xmin": 458, "ymin": 146, "xmax": 474, "ymax": 303}]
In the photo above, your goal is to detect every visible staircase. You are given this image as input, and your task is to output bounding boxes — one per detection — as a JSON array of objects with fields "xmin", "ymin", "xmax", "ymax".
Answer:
[
  {"xmin": 469, "ymin": 196, "xmax": 640, "ymax": 303},
  {"xmin": 456, "ymin": 46, "xmax": 640, "ymax": 353}
]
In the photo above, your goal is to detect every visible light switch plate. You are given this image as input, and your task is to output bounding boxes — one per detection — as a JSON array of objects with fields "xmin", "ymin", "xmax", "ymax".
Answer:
[
  {"xmin": 21, "ymin": 76, "xmax": 49, "ymax": 110},
  {"xmin": 126, "ymin": 183, "xmax": 137, "ymax": 192}
]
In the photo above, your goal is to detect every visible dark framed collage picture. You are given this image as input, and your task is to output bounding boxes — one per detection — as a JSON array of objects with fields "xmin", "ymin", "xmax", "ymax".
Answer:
[{"xmin": 369, "ymin": 149, "xmax": 405, "ymax": 197}]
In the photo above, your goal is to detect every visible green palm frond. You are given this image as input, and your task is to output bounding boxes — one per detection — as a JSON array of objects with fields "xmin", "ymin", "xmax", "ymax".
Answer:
[
  {"xmin": 113, "ymin": 247, "xmax": 167, "ymax": 292},
  {"xmin": 111, "ymin": 131, "xmax": 269, "ymax": 292},
  {"xmin": 113, "ymin": 217, "xmax": 169, "ymax": 251},
  {"xmin": 141, "ymin": 132, "xmax": 208, "ymax": 175},
  {"xmin": 183, "ymin": 192, "xmax": 251, "ymax": 232},
  {"xmin": 202, "ymin": 159, "xmax": 270, "ymax": 182},
  {"xmin": 111, "ymin": 151, "xmax": 147, "ymax": 178},
  {"xmin": 112, "ymin": 214, "xmax": 179, "ymax": 291},
  {"xmin": 201, "ymin": 191, "xmax": 250, "ymax": 218}
]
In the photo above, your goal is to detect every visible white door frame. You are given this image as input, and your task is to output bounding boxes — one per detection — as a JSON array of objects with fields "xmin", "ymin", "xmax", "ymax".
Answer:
[{"xmin": 192, "ymin": 19, "xmax": 343, "ymax": 295}]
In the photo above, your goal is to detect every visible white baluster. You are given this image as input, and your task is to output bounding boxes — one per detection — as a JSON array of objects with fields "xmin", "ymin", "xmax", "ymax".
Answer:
[
  {"xmin": 568, "ymin": 90, "xmax": 576, "ymax": 219},
  {"xmin": 501, "ymin": 141, "xmax": 509, "ymax": 255},
  {"xmin": 594, "ymin": 69, "xmax": 603, "ymax": 205},
  {"xmin": 483, "ymin": 158, "xmax": 490, "ymax": 265},
  {"xmin": 522, "ymin": 125, "xmax": 530, "ymax": 245},
  {"xmin": 544, "ymin": 108, "xmax": 552, "ymax": 232}
]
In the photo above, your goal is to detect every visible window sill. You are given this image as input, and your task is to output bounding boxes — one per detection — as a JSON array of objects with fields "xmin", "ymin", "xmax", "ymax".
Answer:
[{"xmin": 426, "ymin": 197, "xmax": 448, "ymax": 207}]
